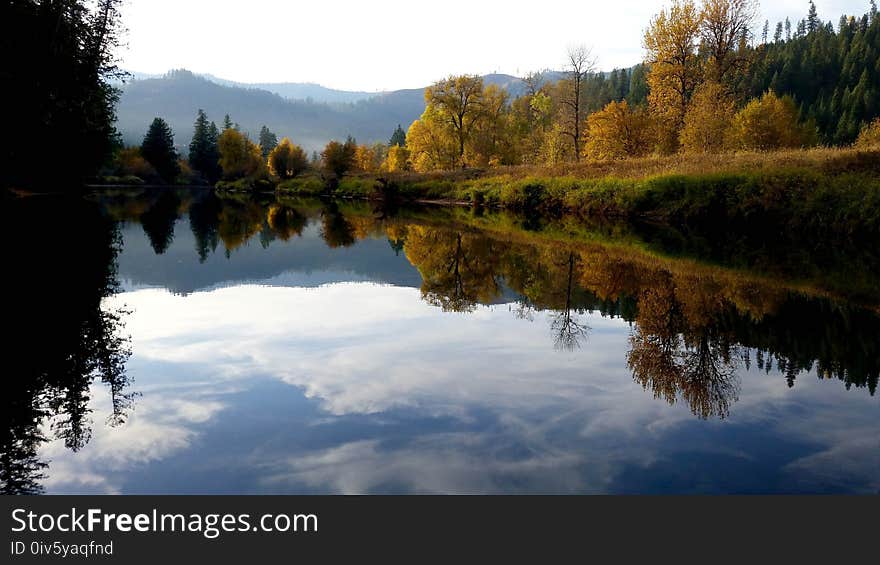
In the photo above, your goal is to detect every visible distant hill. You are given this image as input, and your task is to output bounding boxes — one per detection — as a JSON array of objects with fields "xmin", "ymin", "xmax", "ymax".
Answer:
[
  {"xmin": 200, "ymin": 74, "xmax": 381, "ymax": 104},
  {"xmin": 114, "ymin": 70, "xmax": 533, "ymax": 153}
]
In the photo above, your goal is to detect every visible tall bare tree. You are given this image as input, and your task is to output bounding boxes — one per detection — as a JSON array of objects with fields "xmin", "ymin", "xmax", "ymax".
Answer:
[{"xmin": 560, "ymin": 45, "xmax": 596, "ymax": 160}]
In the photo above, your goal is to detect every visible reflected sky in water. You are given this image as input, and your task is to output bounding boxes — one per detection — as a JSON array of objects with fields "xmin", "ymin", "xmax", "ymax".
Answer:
[{"xmin": 31, "ymin": 203, "xmax": 878, "ymax": 495}]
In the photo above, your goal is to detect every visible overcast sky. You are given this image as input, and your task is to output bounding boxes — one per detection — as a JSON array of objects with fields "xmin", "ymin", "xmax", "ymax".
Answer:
[{"xmin": 117, "ymin": 0, "xmax": 872, "ymax": 91}]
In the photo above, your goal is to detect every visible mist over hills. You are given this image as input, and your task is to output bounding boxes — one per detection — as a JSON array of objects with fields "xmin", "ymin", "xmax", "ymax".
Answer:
[{"xmin": 114, "ymin": 70, "xmax": 541, "ymax": 152}]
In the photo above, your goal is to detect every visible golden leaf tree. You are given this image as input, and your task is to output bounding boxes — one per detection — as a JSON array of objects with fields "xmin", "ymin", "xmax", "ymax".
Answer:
[
  {"xmin": 700, "ymin": 0, "xmax": 758, "ymax": 86},
  {"xmin": 730, "ymin": 91, "xmax": 818, "ymax": 150},
  {"xmin": 218, "ymin": 129, "xmax": 265, "ymax": 180},
  {"xmin": 424, "ymin": 75, "xmax": 485, "ymax": 167},
  {"xmin": 679, "ymin": 81, "xmax": 736, "ymax": 153},
  {"xmin": 267, "ymin": 137, "xmax": 308, "ymax": 179},
  {"xmin": 382, "ymin": 145, "xmax": 410, "ymax": 173},
  {"xmin": 583, "ymin": 100, "xmax": 655, "ymax": 160},
  {"xmin": 406, "ymin": 106, "xmax": 459, "ymax": 172},
  {"xmin": 644, "ymin": 0, "xmax": 703, "ymax": 153}
]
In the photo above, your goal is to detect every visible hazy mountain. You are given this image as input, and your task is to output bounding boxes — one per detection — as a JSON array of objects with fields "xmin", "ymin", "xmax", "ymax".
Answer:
[
  {"xmin": 114, "ymin": 70, "xmax": 532, "ymax": 152},
  {"xmin": 200, "ymin": 74, "xmax": 381, "ymax": 104}
]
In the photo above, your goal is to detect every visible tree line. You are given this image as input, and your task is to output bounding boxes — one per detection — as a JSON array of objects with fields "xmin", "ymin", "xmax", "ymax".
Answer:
[
  {"xmin": 110, "ymin": 110, "xmax": 412, "ymax": 186},
  {"xmin": 400, "ymin": 0, "xmax": 880, "ymax": 170}
]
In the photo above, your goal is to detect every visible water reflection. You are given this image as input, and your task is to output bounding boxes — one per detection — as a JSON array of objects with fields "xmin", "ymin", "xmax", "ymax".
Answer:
[
  {"xmin": 2, "ymin": 189, "xmax": 878, "ymax": 494},
  {"xmin": 2, "ymin": 197, "xmax": 133, "ymax": 493}
]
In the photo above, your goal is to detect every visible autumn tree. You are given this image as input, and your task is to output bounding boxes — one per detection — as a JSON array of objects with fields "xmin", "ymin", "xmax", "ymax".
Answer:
[
  {"xmin": 321, "ymin": 137, "xmax": 356, "ymax": 178},
  {"xmin": 468, "ymin": 84, "xmax": 517, "ymax": 167},
  {"xmin": 267, "ymin": 137, "xmax": 308, "ymax": 179},
  {"xmin": 855, "ymin": 117, "xmax": 880, "ymax": 148},
  {"xmin": 559, "ymin": 45, "xmax": 596, "ymax": 160},
  {"xmin": 218, "ymin": 128, "xmax": 265, "ymax": 179},
  {"xmin": 382, "ymin": 145, "xmax": 410, "ymax": 172},
  {"xmin": 406, "ymin": 107, "xmax": 459, "ymax": 172},
  {"xmin": 424, "ymin": 75, "xmax": 485, "ymax": 167},
  {"xmin": 679, "ymin": 81, "xmax": 736, "ymax": 153},
  {"xmin": 644, "ymin": 0, "xmax": 703, "ymax": 152},
  {"xmin": 141, "ymin": 117, "xmax": 180, "ymax": 183},
  {"xmin": 258, "ymin": 125, "xmax": 278, "ymax": 159},
  {"xmin": 700, "ymin": 0, "xmax": 758, "ymax": 85},
  {"xmin": 730, "ymin": 91, "xmax": 817, "ymax": 150},
  {"xmin": 354, "ymin": 144, "xmax": 377, "ymax": 173},
  {"xmin": 583, "ymin": 100, "xmax": 655, "ymax": 160}
]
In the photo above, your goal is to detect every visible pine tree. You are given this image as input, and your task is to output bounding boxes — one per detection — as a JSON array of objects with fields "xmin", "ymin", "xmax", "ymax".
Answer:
[
  {"xmin": 389, "ymin": 124, "xmax": 407, "ymax": 147},
  {"xmin": 807, "ymin": 1, "xmax": 820, "ymax": 33},
  {"xmin": 141, "ymin": 117, "xmax": 180, "ymax": 183},
  {"xmin": 763, "ymin": 20, "xmax": 770, "ymax": 44},
  {"xmin": 188, "ymin": 109, "xmax": 221, "ymax": 183},
  {"xmin": 775, "ymin": 21, "xmax": 784, "ymax": 42},
  {"xmin": 223, "ymin": 114, "xmax": 233, "ymax": 130},
  {"xmin": 258, "ymin": 125, "xmax": 278, "ymax": 159},
  {"xmin": 785, "ymin": 17, "xmax": 792, "ymax": 41}
]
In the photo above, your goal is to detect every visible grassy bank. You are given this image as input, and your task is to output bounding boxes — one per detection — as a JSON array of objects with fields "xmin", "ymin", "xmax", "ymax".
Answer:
[{"xmin": 276, "ymin": 147, "xmax": 880, "ymax": 237}]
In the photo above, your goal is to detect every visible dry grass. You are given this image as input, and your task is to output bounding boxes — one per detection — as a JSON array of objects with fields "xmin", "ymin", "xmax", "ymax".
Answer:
[{"xmin": 404, "ymin": 146, "xmax": 880, "ymax": 183}]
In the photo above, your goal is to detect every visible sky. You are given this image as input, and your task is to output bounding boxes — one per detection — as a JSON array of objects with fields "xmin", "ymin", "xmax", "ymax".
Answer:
[{"xmin": 117, "ymin": 0, "xmax": 872, "ymax": 91}]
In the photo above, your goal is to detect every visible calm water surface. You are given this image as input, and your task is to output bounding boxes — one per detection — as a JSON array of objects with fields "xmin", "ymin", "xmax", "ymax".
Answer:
[{"xmin": 4, "ymin": 190, "xmax": 878, "ymax": 494}]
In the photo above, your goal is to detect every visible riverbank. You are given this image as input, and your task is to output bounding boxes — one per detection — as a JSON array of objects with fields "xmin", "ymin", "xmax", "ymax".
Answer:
[{"xmin": 277, "ymin": 147, "xmax": 880, "ymax": 238}]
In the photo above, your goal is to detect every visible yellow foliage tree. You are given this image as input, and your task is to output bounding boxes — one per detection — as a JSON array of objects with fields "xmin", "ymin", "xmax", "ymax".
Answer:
[
  {"xmin": 730, "ymin": 91, "xmax": 817, "ymax": 150},
  {"xmin": 855, "ymin": 118, "xmax": 880, "ymax": 149},
  {"xmin": 406, "ymin": 107, "xmax": 459, "ymax": 172},
  {"xmin": 700, "ymin": 0, "xmax": 758, "ymax": 85},
  {"xmin": 468, "ymin": 84, "xmax": 518, "ymax": 167},
  {"xmin": 583, "ymin": 100, "xmax": 655, "ymax": 160},
  {"xmin": 267, "ymin": 137, "xmax": 308, "ymax": 179},
  {"xmin": 218, "ymin": 129, "xmax": 265, "ymax": 179},
  {"xmin": 644, "ymin": 0, "xmax": 703, "ymax": 153},
  {"xmin": 382, "ymin": 145, "xmax": 410, "ymax": 172},
  {"xmin": 354, "ymin": 144, "xmax": 377, "ymax": 173},
  {"xmin": 679, "ymin": 81, "xmax": 736, "ymax": 153},
  {"xmin": 424, "ymin": 75, "xmax": 485, "ymax": 167}
]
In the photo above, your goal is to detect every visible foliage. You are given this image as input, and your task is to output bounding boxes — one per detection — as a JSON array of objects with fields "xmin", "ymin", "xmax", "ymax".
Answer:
[
  {"xmin": 383, "ymin": 145, "xmax": 411, "ymax": 172},
  {"xmin": 140, "ymin": 118, "xmax": 180, "ymax": 183},
  {"xmin": 218, "ymin": 128, "xmax": 266, "ymax": 180},
  {"xmin": 259, "ymin": 125, "xmax": 278, "ymax": 159},
  {"xmin": 188, "ymin": 109, "xmax": 221, "ymax": 183},
  {"xmin": 730, "ymin": 91, "xmax": 817, "ymax": 150},
  {"xmin": 644, "ymin": 0, "xmax": 703, "ymax": 153},
  {"xmin": 583, "ymin": 100, "xmax": 655, "ymax": 160},
  {"xmin": 3, "ymin": 0, "xmax": 125, "ymax": 188},
  {"xmin": 268, "ymin": 138, "xmax": 308, "ymax": 179},
  {"xmin": 321, "ymin": 137, "xmax": 357, "ymax": 178},
  {"xmin": 679, "ymin": 81, "xmax": 736, "ymax": 153},
  {"xmin": 113, "ymin": 147, "xmax": 157, "ymax": 180},
  {"xmin": 389, "ymin": 124, "xmax": 407, "ymax": 147},
  {"xmin": 855, "ymin": 118, "xmax": 880, "ymax": 148},
  {"xmin": 424, "ymin": 75, "xmax": 485, "ymax": 166}
]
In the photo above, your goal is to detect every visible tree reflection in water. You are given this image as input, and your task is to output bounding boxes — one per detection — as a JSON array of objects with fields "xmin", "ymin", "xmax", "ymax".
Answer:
[
  {"xmin": 6, "ymin": 191, "xmax": 877, "ymax": 494},
  {"xmin": 2, "ymin": 196, "xmax": 133, "ymax": 494}
]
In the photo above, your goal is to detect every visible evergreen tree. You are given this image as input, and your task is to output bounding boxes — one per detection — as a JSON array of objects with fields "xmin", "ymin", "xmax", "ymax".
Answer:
[
  {"xmin": 223, "ymin": 114, "xmax": 233, "ymax": 130},
  {"xmin": 775, "ymin": 21, "xmax": 784, "ymax": 42},
  {"xmin": 188, "ymin": 109, "xmax": 221, "ymax": 183},
  {"xmin": 785, "ymin": 17, "xmax": 792, "ymax": 40},
  {"xmin": 141, "ymin": 117, "xmax": 180, "ymax": 183},
  {"xmin": 258, "ymin": 125, "xmax": 278, "ymax": 159},
  {"xmin": 763, "ymin": 20, "xmax": 770, "ymax": 44},
  {"xmin": 3, "ymin": 0, "xmax": 125, "ymax": 188},
  {"xmin": 807, "ymin": 1, "xmax": 820, "ymax": 33},
  {"xmin": 389, "ymin": 124, "xmax": 407, "ymax": 147}
]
